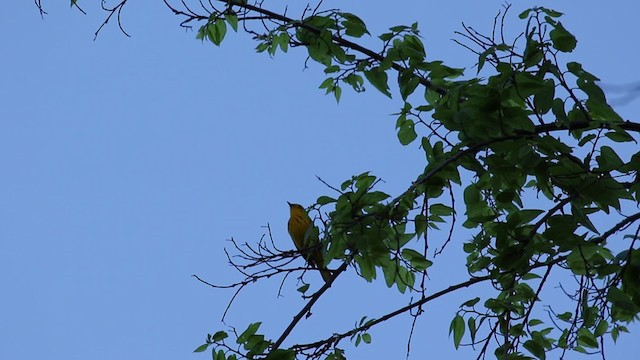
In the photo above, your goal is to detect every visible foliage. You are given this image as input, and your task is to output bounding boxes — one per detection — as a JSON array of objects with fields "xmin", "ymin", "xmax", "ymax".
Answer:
[{"xmin": 52, "ymin": 1, "xmax": 640, "ymax": 359}]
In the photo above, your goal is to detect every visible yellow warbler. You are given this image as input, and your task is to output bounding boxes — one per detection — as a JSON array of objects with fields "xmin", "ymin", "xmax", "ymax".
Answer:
[{"xmin": 287, "ymin": 202, "xmax": 332, "ymax": 283}]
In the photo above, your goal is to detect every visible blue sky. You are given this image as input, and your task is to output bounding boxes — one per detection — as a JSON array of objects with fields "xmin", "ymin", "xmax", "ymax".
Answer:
[{"xmin": 1, "ymin": 1, "xmax": 639, "ymax": 359}]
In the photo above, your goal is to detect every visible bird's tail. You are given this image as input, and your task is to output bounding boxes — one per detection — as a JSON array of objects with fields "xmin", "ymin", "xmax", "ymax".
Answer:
[{"xmin": 310, "ymin": 250, "xmax": 334, "ymax": 283}]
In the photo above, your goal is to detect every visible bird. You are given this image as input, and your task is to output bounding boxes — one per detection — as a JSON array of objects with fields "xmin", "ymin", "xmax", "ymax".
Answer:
[{"xmin": 287, "ymin": 201, "xmax": 333, "ymax": 283}]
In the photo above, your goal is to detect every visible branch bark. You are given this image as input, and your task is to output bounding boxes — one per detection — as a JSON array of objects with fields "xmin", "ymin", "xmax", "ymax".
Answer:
[{"xmin": 271, "ymin": 260, "xmax": 350, "ymax": 351}]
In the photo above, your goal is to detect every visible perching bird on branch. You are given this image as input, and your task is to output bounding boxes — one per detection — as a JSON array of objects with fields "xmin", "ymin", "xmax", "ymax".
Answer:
[{"xmin": 287, "ymin": 202, "xmax": 332, "ymax": 283}]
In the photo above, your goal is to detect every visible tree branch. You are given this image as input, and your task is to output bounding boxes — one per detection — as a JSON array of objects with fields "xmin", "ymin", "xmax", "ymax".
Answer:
[
  {"xmin": 292, "ymin": 210, "xmax": 640, "ymax": 353},
  {"xmin": 292, "ymin": 273, "xmax": 492, "ymax": 352},
  {"xmin": 271, "ymin": 260, "xmax": 350, "ymax": 351},
  {"xmin": 391, "ymin": 120, "xmax": 640, "ymax": 209},
  {"xmin": 165, "ymin": 0, "xmax": 447, "ymax": 95}
]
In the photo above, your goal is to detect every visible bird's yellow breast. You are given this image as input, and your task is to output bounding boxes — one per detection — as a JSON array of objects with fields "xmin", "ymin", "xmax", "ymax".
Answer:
[{"xmin": 288, "ymin": 211, "xmax": 312, "ymax": 250}]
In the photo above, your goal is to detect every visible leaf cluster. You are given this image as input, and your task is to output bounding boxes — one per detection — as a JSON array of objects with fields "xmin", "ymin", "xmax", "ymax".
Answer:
[{"xmin": 160, "ymin": 2, "xmax": 640, "ymax": 359}]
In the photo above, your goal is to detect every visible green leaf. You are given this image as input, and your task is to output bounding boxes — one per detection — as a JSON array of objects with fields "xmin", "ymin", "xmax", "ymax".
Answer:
[
  {"xmin": 462, "ymin": 297, "xmax": 480, "ymax": 307},
  {"xmin": 196, "ymin": 25, "xmax": 206, "ymax": 41},
  {"xmin": 319, "ymin": 77, "xmax": 334, "ymax": 90},
  {"xmin": 588, "ymin": 100, "xmax": 623, "ymax": 124},
  {"xmin": 378, "ymin": 32, "xmax": 394, "ymax": 41},
  {"xmin": 430, "ymin": 203, "xmax": 453, "ymax": 216},
  {"xmin": 225, "ymin": 13, "xmax": 238, "ymax": 32},
  {"xmin": 245, "ymin": 334, "xmax": 269, "ymax": 354},
  {"xmin": 381, "ymin": 257, "xmax": 397, "ymax": 287},
  {"xmin": 611, "ymin": 325, "xmax": 629, "ymax": 343},
  {"xmin": 277, "ymin": 32, "xmax": 290, "ymax": 53},
  {"xmin": 515, "ymin": 72, "xmax": 547, "ymax": 97},
  {"xmin": 523, "ymin": 39, "xmax": 544, "ymax": 68},
  {"xmin": 578, "ymin": 133, "xmax": 596, "ymax": 146},
  {"xmin": 463, "ymin": 184, "xmax": 481, "ymax": 205},
  {"xmin": 212, "ymin": 331, "xmax": 228, "ymax": 342},
  {"xmin": 207, "ymin": 19, "xmax": 227, "ymax": 46},
  {"xmin": 317, "ymin": 196, "xmax": 336, "ymax": 205},
  {"xmin": 541, "ymin": 8, "xmax": 563, "ymax": 18},
  {"xmin": 468, "ymin": 317, "xmax": 477, "ymax": 342},
  {"xmin": 389, "ymin": 25, "xmax": 410, "ymax": 32},
  {"xmin": 476, "ymin": 47, "xmax": 493, "ymax": 73},
  {"xmin": 523, "ymin": 339, "xmax": 546, "ymax": 360},
  {"xmin": 354, "ymin": 172, "xmax": 376, "ymax": 189},
  {"xmin": 529, "ymin": 319, "xmax": 543, "ymax": 327},
  {"xmin": 449, "ymin": 315, "xmax": 465, "ymax": 349},
  {"xmin": 611, "ymin": 327, "xmax": 620, "ymax": 343},
  {"xmin": 401, "ymin": 248, "xmax": 433, "ymax": 271},
  {"xmin": 507, "ymin": 209, "xmax": 544, "ymax": 226},
  {"xmin": 522, "ymin": 272, "xmax": 541, "ymax": 280},
  {"xmin": 340, "ymin": 13, "xmax": 369, "ymax": 38},
  {"xmin": 395, "ymin": 265, "xmax": 414, "ymax": 293},
  {"xmin": 557, "ymin": 312, "xmax": 573, "ymax": 322},
  {"xmin": 558, "ymin": 329, "xmax": 569, "ymax": 348},
  {"xmin": 333, "ymin": 85, "xmax": 342, "ymax": 103},
  {"xmin": 364, "ymin": 67, "xmax": 392, "ymax": 98},
  {"xmin": 299, "ymin": 28, "xmax": 332, "ymax": 66},
  {"xmin": 423, "ymin": 89, "xmax": 441, "ymax": 107},
  {"xmin": 596, "ymin": 146, "xmax": 624, "ymax": 171},
  {"xmin": 567, "ymin": 244, "xmax": 599, "ymax": 275},
  {"xmin": 297, "ymin": 284, "xmax": 310, "ymax": 293},
  {"xmin": 361, "ymin": 191, "xmax": 390, "ymax": 204},
  {"xmin": 401, "ymin": 35, "xmax": 426, "ymax": 62},
  {"xmin": 468, "ymin": 256, "xmax": 491, "ymax": 273},
  {"xmin": 607, "ymin": 287, "xmax": 638, "ymax": 314},
  {"xmin": 214, "ymin": 349, "xmax": 225, "ymax": 360},
  {"xmin": 303, "ymin": 15, "xmax": 337, "ymax": 30},
  {"xmin": 193, "ymin": 344, "xmax": 209, "ymax": 353},
  {"xmin": 325, "ymin": 349, "xmax": 347, "ymax": 360},
  {"xmin": 343, "ymin": 73, "xmax": 365, "ymax": 92},
  {"xmin": 549, "ymin": 22, "xmax": 576, "ymax": 52},
  {"xmin": 518, "ymin": 9, "xmax": 532, "ymax": 19},
  {"xmin": 266, "ymin": 349, "xmax": 296, "ymax": 360},
  {"xmin": 533, "ymin": 79, "xmax": 555, "ymax": 114},
  {"xmin": 567, "ymin": 62, "xmax": 599, "ymax": 82},
  {"xmin": 414, "ymin": 214, "xmax": 427, "ymax": 236},
  {"xmin": 577, "ymin": 328, "xmax": 599, "ymax": 348},
  {"xmin": 215, "ymin": 19, "xmax": 228, "ymax": 45},
  {"xmin": 398, "ymin": 71, "xmax": 420, "ymax": 100},
  {"xmin": 256, "ymin": 42, "xmax": 269, "ymax": 53},
  {"xmin": 572, "ymin": 205, "xmax": 599, "ymax": 234},
  {"xmin": 579, "ymin": 80, "xmax": 606, "ymax": 103},
  {"xmin": 362, "ymin": 333, "xmax": 372, "ymax": 344},
  {"xmin": 605, "ymin": 130, "xmax": 635, "ymax": 143},
  {"xmin": 397, "ymin": 118, "xmax": 417, "ymax": 145},
  {"xmin": 324, "ymin": 65, "xmax": 340, "ymax": 74},
  {"xmin": 356, "ymin": 255, "xmax": 376, "ymax": 282},
  {"xmin": 552, "ymin": 98, "xmax": 567, "ymax": 124},
  {"xmin": 595, "ymin": 320, "xmax": 608, "ymax": 337},
  {"xmin": 237, "ymin": 322, "xmax": 262, "ymax": 344}
]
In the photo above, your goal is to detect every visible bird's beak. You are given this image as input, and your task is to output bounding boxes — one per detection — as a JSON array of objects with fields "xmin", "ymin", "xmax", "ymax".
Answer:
[{"xmin": 287, "ymin": 201, "xmax": 292, "ymax": 207}]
